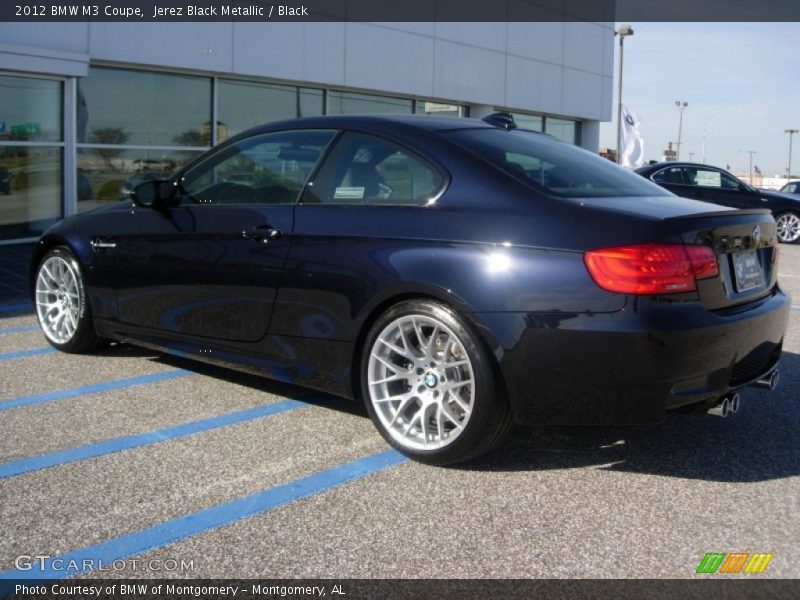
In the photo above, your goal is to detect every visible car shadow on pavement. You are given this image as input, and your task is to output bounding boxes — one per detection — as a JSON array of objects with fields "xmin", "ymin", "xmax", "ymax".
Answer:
[
  {"xmin": 464, "ymin": 351, "xmax": 800, "ymax": 483},
  {"xmin": 92, "ymin": 342, "xmax": 798, "ymax": 483}
]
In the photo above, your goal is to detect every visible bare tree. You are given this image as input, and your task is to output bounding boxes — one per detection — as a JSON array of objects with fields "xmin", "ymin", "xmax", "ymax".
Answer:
[{"xmin": 89, "ymin": 127, "xmax": 130, "ymax": 168}]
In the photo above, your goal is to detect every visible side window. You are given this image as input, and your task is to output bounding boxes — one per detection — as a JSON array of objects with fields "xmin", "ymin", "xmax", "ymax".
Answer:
[
  {"xmin": 652, "ymin": 167, "xmax": 686, "ymax": 185},
  {"xmin": 305, "ymin": 132, "xmax": 444, "ymax": 206},
  {"xmin": 685, "ymin": 168, "xmax": 739, "ymax": 190},
  {"xmin": 179, "ymin": 129, "xmax": 336, "ymax": 205},
  {"xmin": 720, "ymin": 172, "xmax": 742, "ymax": 190}
]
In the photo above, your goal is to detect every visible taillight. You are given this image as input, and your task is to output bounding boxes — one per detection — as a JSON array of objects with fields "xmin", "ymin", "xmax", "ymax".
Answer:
[{"xmin": 584, "ymin": 243, "xmax": 719, "ymax": 295}]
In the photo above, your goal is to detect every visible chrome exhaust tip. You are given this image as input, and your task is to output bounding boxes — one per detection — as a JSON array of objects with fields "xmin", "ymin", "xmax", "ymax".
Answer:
[
  {"xmin": 707, "ymin": 397, "xmax": 730, "ymax": 418},
  {"xmin": 728, "ymin": 393, "xmax": 741, "ymax": 414},
  {"xmin": 752, "ymin": 369, "xmax": 780, "ymax": 391}
]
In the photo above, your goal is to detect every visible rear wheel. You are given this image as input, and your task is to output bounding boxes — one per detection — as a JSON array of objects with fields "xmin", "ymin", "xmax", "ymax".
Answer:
[
  {"xmin": 35, "ymin": 246, "xmax": 103, "ymax": 353},
  {"xmin": 775, "ymin": 211, "xmax": 800, "ymax": 244},
  {"xmin": 361, "ymin": 300, "xmax": 512, "ymax": 465}
]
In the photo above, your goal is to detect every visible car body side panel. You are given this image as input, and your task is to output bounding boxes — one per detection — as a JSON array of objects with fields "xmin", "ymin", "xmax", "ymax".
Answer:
[
  {"xmin": 30, "ymin": 202, "xmax": 133, "ymax": 320},
  {"xmin": 269, "ymin": 204, "xmax": 628, "ymax": 343}
]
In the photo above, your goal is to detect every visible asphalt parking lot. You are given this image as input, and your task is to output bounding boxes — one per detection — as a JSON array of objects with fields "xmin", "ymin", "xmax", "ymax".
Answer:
[{"xmin": 0, "ymin": 245, "xmax": 798, "ymax": 580}]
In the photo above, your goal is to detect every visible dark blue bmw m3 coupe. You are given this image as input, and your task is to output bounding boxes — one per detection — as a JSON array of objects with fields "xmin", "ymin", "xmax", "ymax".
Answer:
[{"xmin": 31, "ymin": 113, "xmax": 791, "ymax": 464}]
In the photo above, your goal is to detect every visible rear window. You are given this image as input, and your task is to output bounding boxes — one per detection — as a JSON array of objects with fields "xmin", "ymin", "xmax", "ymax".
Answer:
[{"xmin": 443, "ymin": 128, "xmax": 670, "ymax": 198}]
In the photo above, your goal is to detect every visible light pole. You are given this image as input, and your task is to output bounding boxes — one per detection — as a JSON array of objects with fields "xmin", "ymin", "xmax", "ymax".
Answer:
[
  {"xmin": 785, "ymin": 129, "xmax": 798, "ymax": 178},
  {"xmin": 615, "ymin": 24, "xmax": 634, "ymax": 164},
  {"xmin": 747, "ymin": 150, "xmax": 757, "ymax": 184},
  {"xmin": 675, "ymin": 101, "xmax": 688, "ymax": 161}
]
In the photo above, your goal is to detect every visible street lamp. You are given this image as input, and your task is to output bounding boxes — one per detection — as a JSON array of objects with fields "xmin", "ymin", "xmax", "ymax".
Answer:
[
  {"xmin": 747, "ymin": 150, "xmax": 757, "ymax": 184},
  {"xmin": 785, "ymin": 129, "xmax": 798, "ymax": 178},
  {"xmin": 675, "ymin": 101, "xmax": 688, "ymax": 161},
  {"xmin": 615, "ymin": 24, "xmax": 634, "ymax": 164}
]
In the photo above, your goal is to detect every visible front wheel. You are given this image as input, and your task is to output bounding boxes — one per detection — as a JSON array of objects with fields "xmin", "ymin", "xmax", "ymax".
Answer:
[
  {"xmin": 775, "ymin": 211, "xmax": 800, "ymax": 244},
  {"xmin": 35, "ymin": 246, "xmax": 104, "ymax": 353},
  {"xmin": 361, "ymin": 300, "xmax": 512, "ymax": 465}
]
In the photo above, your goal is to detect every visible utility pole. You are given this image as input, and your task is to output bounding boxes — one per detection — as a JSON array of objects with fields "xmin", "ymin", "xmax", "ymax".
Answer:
[
  {"xmin": 675, "ymin": 101, "xmax": 688, "ymax": 161},
  {"xmin": 747, "ymin": 150, "xmax": 757, "ymax": 184},
  {"xmin": 701, "ymin": 122, "xmax": 707, "ymax": 164},
  {"xmin": 615, "ymin": 25, "xmax": 634, "ymax": 164},
  {"xmin": 786, "ymin": 129, "xmax": 798, "ymax": 178}
]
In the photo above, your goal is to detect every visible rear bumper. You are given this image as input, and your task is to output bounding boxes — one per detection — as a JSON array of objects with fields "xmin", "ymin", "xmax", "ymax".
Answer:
[{"xmin": 477, "ymin": 286, "xmax": 791, "ymax": 425}]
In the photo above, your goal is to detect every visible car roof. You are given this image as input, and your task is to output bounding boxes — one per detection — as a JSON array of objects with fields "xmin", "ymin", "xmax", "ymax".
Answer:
[
  {"xmin": 637, "ymin": 161, "xmax": 729, "ymax": 172},
  {"xmin": 245, "ymin": 114, "xmax": 497, "ymax": 135}
]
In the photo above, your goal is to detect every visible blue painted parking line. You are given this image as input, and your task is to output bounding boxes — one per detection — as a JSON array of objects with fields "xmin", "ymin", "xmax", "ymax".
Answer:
[
  {"xmin": 0, "ymin": 449, "xmax": 407, "ymax": 580},
  {"xmin": 0, "ymin": 347, "xmax": 55, "ymax": 362},
  {"xmin": 0, "ymin": 324, "xmax": 38, "ymax": 336},
  {"xmin": 0, "ymin": 398, "xmax": 313, "ymax": 479},
  {"xmin": 0, "ymin": 370, "xmax": 191, "ymax": 411},
  {"xmin": 0, "ymin": 302, "xmax": 32, "ymax": 315}
]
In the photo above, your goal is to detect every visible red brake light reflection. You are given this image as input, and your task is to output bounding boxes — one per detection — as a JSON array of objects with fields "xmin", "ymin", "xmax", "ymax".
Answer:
[{"xmin": 584, "ymin": 244, "xmax": 719, "ymax": 295}]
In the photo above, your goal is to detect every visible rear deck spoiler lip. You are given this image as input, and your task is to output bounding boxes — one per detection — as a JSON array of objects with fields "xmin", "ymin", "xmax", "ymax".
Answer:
[{"xmin": 666, "ymin": 208, "xmax": 772, "ymax": 221}]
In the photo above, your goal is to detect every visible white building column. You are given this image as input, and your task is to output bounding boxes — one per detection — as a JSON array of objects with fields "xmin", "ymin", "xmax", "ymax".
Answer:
[
  {"xmin": 63, "ymin": 77, "xmax": 77, "ymax": 218},
  {"xmin": 580, "ymin": 120, "xmax": 600, "ymax": 152},
  {"xmin": 469, "ymin": 104, "xmax": 495, "ymax": 119}
]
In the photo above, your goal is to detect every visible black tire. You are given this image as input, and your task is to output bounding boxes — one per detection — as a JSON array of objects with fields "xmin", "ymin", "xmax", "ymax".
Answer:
[
  {"xmin": 361, "ymin": 299, "xmax": 513, "ymax": 466},
  {"xmin": 34, "ymin": 246, "xmax": 104, "ymax": 353},
  {"xmin": 775, "ymin": 211, "xmax": 800, "ymax": 244}
]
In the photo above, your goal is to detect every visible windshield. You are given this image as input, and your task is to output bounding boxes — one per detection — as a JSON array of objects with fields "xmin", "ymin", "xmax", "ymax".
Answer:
[{"xmin": 443, "ymin": 128, "xmax": 671, "ymax": 198}]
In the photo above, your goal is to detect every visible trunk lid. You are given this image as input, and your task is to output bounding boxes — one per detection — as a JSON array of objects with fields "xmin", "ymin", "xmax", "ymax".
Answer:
[{"xmin": 665, "ymin": 208, "xmax": 778, "ymax": 310}]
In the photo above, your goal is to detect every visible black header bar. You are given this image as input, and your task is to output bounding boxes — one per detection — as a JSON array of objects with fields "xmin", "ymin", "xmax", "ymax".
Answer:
[{"xmin": 3, "ymin": 1, "xmax": 800, "ymax": 23}]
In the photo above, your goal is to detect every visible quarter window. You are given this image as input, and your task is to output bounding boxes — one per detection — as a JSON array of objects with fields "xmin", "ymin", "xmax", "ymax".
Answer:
[
  {"xmin": 305, "ymin": 132, "xmax": 443, "ymax": 206},
  {"xmin": 652, "ymin": 167, "xmax": 686, "ymax": 185},
  {"xmin": 180, "ymin": 130, "xmax": 336, "ymax": 205}
]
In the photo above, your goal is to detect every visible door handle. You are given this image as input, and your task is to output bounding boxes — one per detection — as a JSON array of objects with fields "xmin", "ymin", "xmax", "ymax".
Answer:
[
  {"xmin": 90, "ymin": 237, "xmax": 117, "ymax": 251},
  {"xmin": 242, "ymin": 225, "xmax": 283, "ymax": 243}
]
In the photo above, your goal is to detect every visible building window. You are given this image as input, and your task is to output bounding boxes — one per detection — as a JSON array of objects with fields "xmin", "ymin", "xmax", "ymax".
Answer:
[
  {"xmin": 0, "ymin": 74, "xmax": 63, "ymax": 241},
  {"xmin": 327, "ymin": 91, "xmax": 413, "ymax": 115},
  {"xmin": 415, "ymin": 101, "xmax": 466, "ymax": 117},
  {"xmin": 545, "ymin": 117, "xmax": 579, "ymax": 145},
  {"xmin": 510, "ymin": 112, "xmax": 544, "ymax": 132},
  {"xmin": 76, "ymin": 67, "xmax": 212, "ymax": 212},
  {"xmin": 217, "ymin": 79, "xmax": 323, "ymax": 142},
  {"xmin": 78, "ymin": 67, "xmax": 211, "ymax": 146}
]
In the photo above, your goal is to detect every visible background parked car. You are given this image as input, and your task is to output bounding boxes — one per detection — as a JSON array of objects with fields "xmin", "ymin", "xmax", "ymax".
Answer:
[
  {"xmin": 636, "ymin": 162, "xmax": 800, "ymax": 243},
  {"xmin": 779, "ymin": 180, "xmax": 800, "ymax": 195}
]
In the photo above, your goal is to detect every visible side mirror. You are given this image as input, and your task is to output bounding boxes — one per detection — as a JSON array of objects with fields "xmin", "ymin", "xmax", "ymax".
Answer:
[
  {"xmin": 131, "ymin": 180, "xmax": 173, "ymax": 208},
  {"xmin": 738, "ymin": 182, "xmax": 751, "ymax": 193}
]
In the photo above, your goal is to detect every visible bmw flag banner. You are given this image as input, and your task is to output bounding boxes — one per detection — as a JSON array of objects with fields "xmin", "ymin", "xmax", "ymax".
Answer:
[{"xmin": 620, "ymin": 105, "xmax": 644, "ymax": 169}]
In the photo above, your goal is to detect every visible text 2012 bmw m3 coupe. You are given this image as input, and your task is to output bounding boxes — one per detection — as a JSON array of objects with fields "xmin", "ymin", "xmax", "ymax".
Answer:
[{"xmin": 32, "ymin": 113, "xmax": 791, "ymax": 465}]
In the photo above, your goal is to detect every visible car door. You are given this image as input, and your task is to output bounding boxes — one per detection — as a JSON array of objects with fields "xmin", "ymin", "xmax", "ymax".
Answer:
[
  {"xmin": 113, "ymin": 129, "xmax": 337, "ymax": 342},
  {"xmin": 270, "ymin": 130, "xmax": 446, "ymax": 341},
  {"xmin": 681, "ymin": 166, "xmax": 756, "ymax": 209}
]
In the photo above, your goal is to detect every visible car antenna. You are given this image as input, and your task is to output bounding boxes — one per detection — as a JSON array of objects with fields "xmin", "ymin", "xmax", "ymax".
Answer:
[{"xmin": 482, "ymin": 112, "xmax": 517, "ymax": 130}]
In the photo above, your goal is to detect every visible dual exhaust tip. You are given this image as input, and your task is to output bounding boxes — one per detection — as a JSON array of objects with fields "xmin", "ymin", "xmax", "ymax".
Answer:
[
  {"xmin": 707, "ymin": 393, "xmax": 741, "ymax": 418},
  {"xmin": 706, "ymin": 369, "xmax": 780, "ymax": 418},
  {"xmin": 752, "ymin": 369, "xmax": 780, "ymax": 391}
]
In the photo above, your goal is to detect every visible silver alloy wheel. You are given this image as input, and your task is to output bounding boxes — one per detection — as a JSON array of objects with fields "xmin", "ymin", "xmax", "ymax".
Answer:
[
  {"xmin": 776, "ymin": 212, "xmax": 800, "ymax": 243},
  {"xmin": 35, "ymin": 256, "xmax": 81, "ymax": 344},
  {"xmin": 367, "ymin": 314, "xmax": 475, "ymax": 451}
]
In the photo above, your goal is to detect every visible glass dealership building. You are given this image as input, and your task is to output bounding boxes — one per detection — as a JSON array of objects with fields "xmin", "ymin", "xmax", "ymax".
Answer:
[{"xmin": 0, "ymin": 21, "xmax": 613, "ymax": 243}]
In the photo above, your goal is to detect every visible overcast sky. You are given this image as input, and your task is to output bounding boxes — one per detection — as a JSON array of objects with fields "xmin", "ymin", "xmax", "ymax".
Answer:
[{"xmin": 598, "ymin": 22, "xmax": 800, "ymax": 176}]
